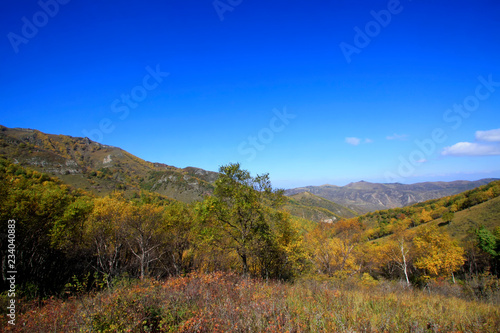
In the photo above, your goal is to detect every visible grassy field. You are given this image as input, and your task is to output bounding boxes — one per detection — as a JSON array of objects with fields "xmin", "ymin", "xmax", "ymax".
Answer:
[{"xmin": 2, "ymin": 272, "xmax": 500, "ymax": 333}]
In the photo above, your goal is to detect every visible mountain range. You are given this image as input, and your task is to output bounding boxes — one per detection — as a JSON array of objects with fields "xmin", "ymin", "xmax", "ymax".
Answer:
[
  {"xmin": 1, "ymin": 125, "xmax": 496, "ymax": 218},
  {"xmin": 285, "ymin": 179, "xmax": 497, "ymax": 213}
]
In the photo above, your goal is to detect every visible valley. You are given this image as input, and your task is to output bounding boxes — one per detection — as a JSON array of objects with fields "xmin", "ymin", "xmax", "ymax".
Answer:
[{"xmin": 1, "ymin": 125, "xmax": 500, "ymax": 332}]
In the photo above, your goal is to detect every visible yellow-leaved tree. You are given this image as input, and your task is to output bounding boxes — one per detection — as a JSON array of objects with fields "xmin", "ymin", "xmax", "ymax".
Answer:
[
  {"xmin": 306, "ymin": 218, "xmax": 363, "ymax": 278},
  {"xmin": 418, "ymin": 208, "xmax": 433, "ymax": 224},
  {"xmin": 124, "ymin": 203, "xmax": 167, "ymax": 280},
  {"xmin": 384, "ymin": 228, "xmax": 414, "ymax": 287},
  {"xmin": 413, "ymin": 225, "xmax": 465, "ymax": 283},
  {"xmin": 83, "ymin": 194, "xmax": 129, "ymax": 284}
]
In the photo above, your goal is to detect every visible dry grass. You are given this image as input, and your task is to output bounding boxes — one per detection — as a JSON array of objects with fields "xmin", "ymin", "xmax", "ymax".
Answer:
[{"xmin": 2, "ymin": 272, "xmax": 500, "ymax": 332}]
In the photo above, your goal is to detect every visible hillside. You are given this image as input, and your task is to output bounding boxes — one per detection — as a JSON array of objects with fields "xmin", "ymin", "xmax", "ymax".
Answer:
[
  {"xmin": 0, "ymin": 125, "xmax": 217, "ymax": 202},
  {"xmin": 284, "ymin": 191, "xmax": 358, "ymax": 222},
  {"xmin": 423, "ymin": 195, "xmax": 500, "ymax": 243},
  {"xmin": 2, "ymin": 150, "xmax": 500, "ymax": 333},
  {"xmin": 0, "ymin": 126, "xmax": 363, "ymax": 223},
  {"xmin": 357, "ymin": 179, "xmax": 500, "ymax": 243},
  {"xmin": 2, "ymin": 125, "xmax": 497, "ymax": 227},
  {"xmin": 286, "ymin": 179, "xmax": 497, "ymax": 213}
]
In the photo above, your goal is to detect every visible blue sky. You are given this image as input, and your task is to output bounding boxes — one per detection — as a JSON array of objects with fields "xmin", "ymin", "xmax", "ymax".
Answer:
[{"xmin": 1, "ymin": 0, "xmax": 500, "ymax": 188}]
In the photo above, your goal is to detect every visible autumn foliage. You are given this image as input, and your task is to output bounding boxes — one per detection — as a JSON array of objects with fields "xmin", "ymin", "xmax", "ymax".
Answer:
[
  {"xmin": 3, "ymin": 272, "xmax": 500, "ymax": 332},
  {"xmin": 1, "ymin": 158, "xmax": 500, "ymax": 331}
]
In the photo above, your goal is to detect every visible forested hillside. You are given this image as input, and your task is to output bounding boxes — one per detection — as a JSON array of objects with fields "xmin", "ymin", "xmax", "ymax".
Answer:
[
  {"xmin": 0, "ymin": 159, "xmax": 306, "ymax": 295},
  {"xmin": 1, "ymin": 157, "xmax": 500, "ymax": 292},
  {"xmin": 286, "ymin": 191, "xmax": 358, "ymax": 221},
  {"xmin": 2, "ymin": 159, "xmax": 500, "ymax": 331},
  {"xmin": 0, "ymin": 159, "xmax": 500, "ymax": 332},
  {"xmin": 0, "ymin": 126, "xmax": 358, "ymax": 222},
  {"xmin": 359, "ymin": 179, "xmax": 500, "ymax": 241}
]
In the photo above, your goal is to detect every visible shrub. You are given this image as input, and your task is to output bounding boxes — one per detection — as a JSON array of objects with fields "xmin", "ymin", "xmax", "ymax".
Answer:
[{"xmin": 3, "ymin": 272, "xmax": 500, "ymax": 332}]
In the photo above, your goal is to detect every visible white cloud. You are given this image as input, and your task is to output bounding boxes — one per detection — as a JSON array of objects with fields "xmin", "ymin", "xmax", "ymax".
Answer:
[
  {"xmin": 345, "ymin": 137, "xmax": 361, "ymax": 145},
  {"xmin": 442, "ymin": 142, "xmax": 500, "ymax": 156},
  {"xmin": 476, "ymin": 128, "xmax": 500, "ymax": 142},
  {"xmin": 345, "ymin": 137, "xmax": 373, "ymax": 146},
  {"xmin": 386, "ymin": 133, "xmax": 408, "ymax": 141},
  {"xmin": 442, "ymin": 128, "xmax": 500, "ymax": 157}
]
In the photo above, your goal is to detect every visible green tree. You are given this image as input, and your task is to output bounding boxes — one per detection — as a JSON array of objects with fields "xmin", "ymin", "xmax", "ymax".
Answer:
[
  {"xmin": 475, "ymin": 226, "xmax": 500, "ymax": 275},
  {"xmin": 476, "ymin": 226, "xmax": 499, "ymax": 257},
  {"xmin": 199, "ymin": 163, "xmax": 290, "ymax": 277},
  {"xmin": 50, "ymin": 196, "xmax": 94, "ymax": 252},
  {"xmin": 441, "ymin": 211, "xmax": 454, "ymax": 223}
]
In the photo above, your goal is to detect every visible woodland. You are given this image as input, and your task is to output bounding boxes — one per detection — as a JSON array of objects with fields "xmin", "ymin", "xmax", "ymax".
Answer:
[{"xmin": 1, "ymin": 158, "xmax": 500, "ymax": 332}]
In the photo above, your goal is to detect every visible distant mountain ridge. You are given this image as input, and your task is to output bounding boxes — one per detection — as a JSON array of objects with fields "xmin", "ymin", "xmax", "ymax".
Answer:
[{"xmin": 285, "ymin": 179, "xmax": 498, "ymax": 213}]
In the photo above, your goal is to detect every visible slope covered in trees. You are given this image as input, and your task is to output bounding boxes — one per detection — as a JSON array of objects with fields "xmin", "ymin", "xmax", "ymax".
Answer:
[
  {"xmin": 2, "ymin": 125, "xmax": 493, "ymax": 215},
  {"xmin": 1, "ymin": 159, "xmax": 500, "ymax": 331},
  {"xmin": 2, "ymin": 157, "xmax": 500, "ymax": 292},
  {"xmin": 0, "ymin": 126, "xmax": 359, "ymax": 222},
  {"xmin": 0, "ymin": 160, "xmax": 307, "ymax": 295},
  {"xmin": 359, "ymin": 179, "xmax": 500, "ymax": 240}
]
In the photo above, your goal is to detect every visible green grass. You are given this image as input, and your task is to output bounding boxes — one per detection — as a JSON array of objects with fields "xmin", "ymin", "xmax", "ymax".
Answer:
[
  {"xmin": 403, "ymin": 196, "xmax": 500, "ymax": 244},
  {"xmin": 441, "ymin": 196, "xmax": 500, "ymax": 241},
  {"xmin": 3, "ymin": 272, "xmax": 500, "ymax": 332}
]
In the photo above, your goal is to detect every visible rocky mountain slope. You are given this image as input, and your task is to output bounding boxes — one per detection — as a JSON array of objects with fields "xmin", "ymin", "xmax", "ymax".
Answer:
[
  {"xmin": 285, "ymin": 179, "xmax": 498, "ymax": 213},
  {"xmin": 0, "ymin": 125, "xmax": 217, "ymax": 202}
]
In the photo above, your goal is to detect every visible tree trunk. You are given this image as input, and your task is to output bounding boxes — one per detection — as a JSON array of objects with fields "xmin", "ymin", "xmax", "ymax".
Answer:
[
  {"xmin": 241, "ymin": 252, "xmax": 249, "ymax": 275},
  {"xmin": 140, "ymin": 251, "xmax": 145, "ymax": 280},
  {"xmin": 403, "ymin": 263, "xmax": 410, "ymax": 287},
  {"xmin": 400, "ymin": 241, "xmax": 410, "ymax": 287}
]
